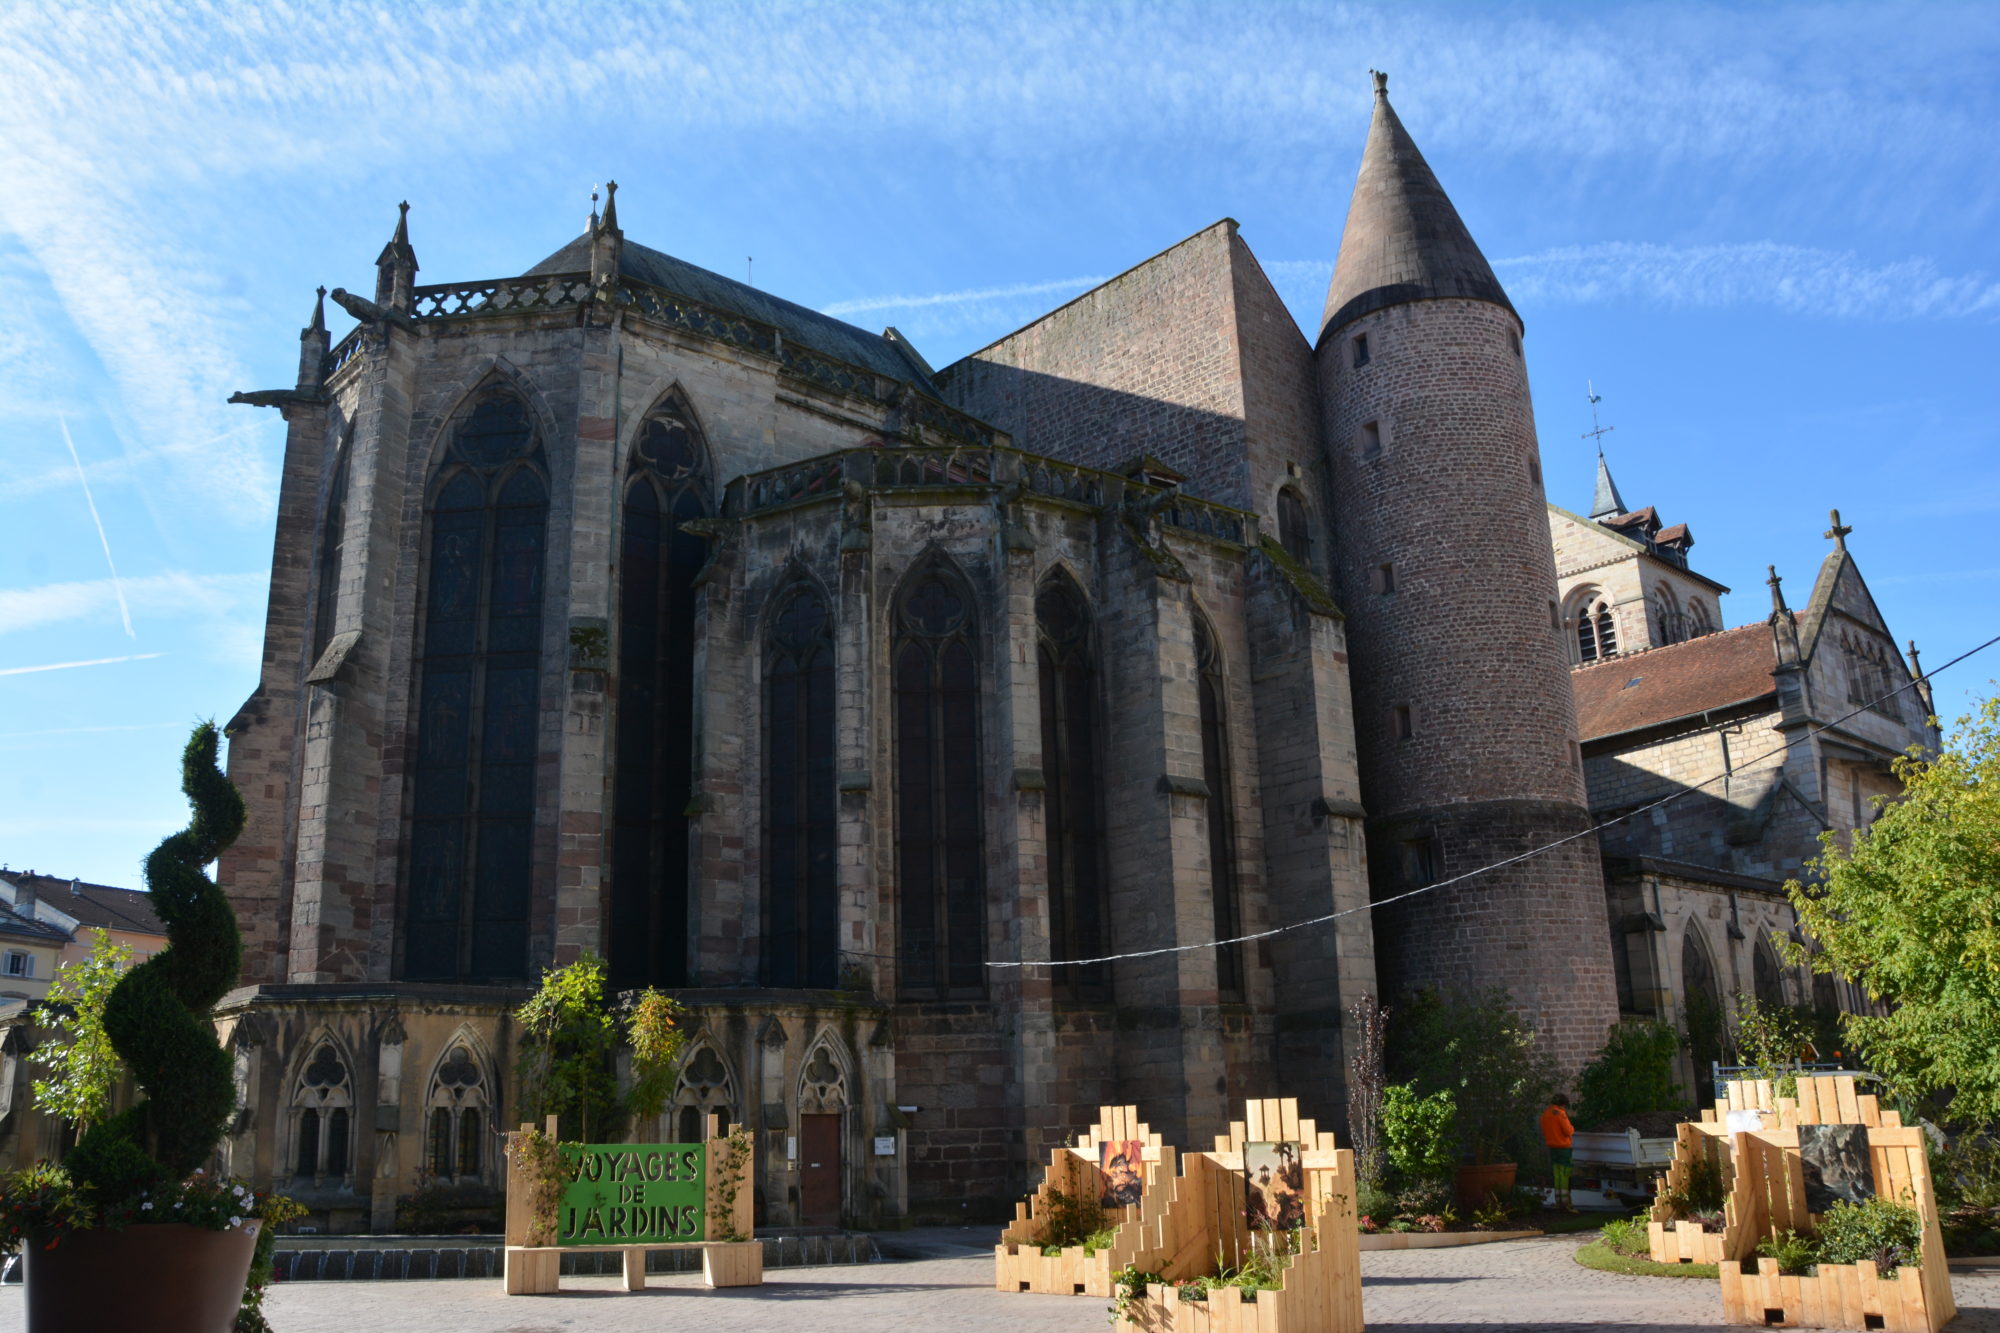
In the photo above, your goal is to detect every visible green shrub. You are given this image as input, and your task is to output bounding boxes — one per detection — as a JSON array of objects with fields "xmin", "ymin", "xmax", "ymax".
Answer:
[
  {"xmin": 1664, "ymin": 1153, "xmax": 1729, "ymax": 1224},
  {"xmin": 1576, "ymin": 1021, "xmax": 1681, "ymax": 1127},
  {"xmin": 1381, "ymin": 1083, "xmax": 1458, "ymax": 1181},
  {"xmin": 1035, "ymin": 1186, "xmax": 1106, "ymax": 1253},
  {"xmin": 1817, "ymin": 1195, "xmax": 1924, "ymax": 1275},
  {"xmin": 1756, "ymin": 1228, "xmax": 1819, "ymax": 1275},
  {"xmin": 64, "ymin": 723, "xmax": 245, "ymax": 1205},
  {"xmin": 1600, "ymin": 1214, "xmax": 1651, "ymax": 1258},
  {"xmin": 1356, "ymin": 1178, "xmax": 1396, "ymax": 1226}
]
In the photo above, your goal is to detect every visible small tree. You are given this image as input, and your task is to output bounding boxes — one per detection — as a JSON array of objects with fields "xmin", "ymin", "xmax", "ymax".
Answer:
[
  {"xmin": 515, "ymin": 957, "xmax": 689, "ymax": 1141},
  {"xmin": 1731, "ymin": 994, "xmax": 1815, "ymax": 1081},
  {"xmin": 1344, "ymin": 994, "xmax": 1390, "ymax": 1190},
  {"xmin": 516, "ymin": 955, "xmax": 620, "ymax": 1142},
  {"xmin": 1390, "ymin": 988, "xmax": 1557, "ymax": 1166},
  {"xmin": 1575, "ymin": 1020, "xmax": 1681, "ymax": 1128},
  {"xmin": 1786, "ymin": 695, "xmax": 2000, "ymax": 1122},
  {"xmin": 29, "ymin": 929, "xmax": 132, "ymax": 1138}
]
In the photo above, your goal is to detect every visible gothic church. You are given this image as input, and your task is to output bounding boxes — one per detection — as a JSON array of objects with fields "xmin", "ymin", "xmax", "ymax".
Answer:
[{"xmin": 209, "ymin": 72, "xmax": 1847, "ymax": 1232}]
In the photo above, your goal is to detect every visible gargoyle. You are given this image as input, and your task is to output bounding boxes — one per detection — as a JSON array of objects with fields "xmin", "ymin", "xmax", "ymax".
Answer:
[
  {"xmin": 328, "ymin": 287, "xmax": 419, "ymax": 332},
  {"xmin": 228, "ymin": 388, "xmax": 324, "ymax": 408}
]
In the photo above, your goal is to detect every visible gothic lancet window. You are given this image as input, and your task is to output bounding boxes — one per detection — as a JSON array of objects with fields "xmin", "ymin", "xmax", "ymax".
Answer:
[
  {"xmin": 1275, "ymin": 487, "xmax": 1313, "ymax": 571},
  {"xmin": 1037, "ymin": 572, "xmax": 1108, "ymax": 997},
  {"xmin": 1195, "ymin": 615, "xmax": 1243, "ymax": 999},
  {"xmin": 611, "ymin": 403, "xmax": 710, "ymax": 991},
  {"xmin": 425, "ymin": 1043, "xmax": 490, "ymax": 1181},
  {"xmin": 895, "ymin": 561, "xmax": 986, "ymax": 998},
  {"xmin": 289, "ymin": 1042, "xmax": 353, "ymax": 1183},
  {"xmin": 764, "ymin": 582, "xmax": 837, "ymax": 988},
  {"xmin": 406, "ymin": 393, "xmax": 548, "ymax": 983},
  {"xmin": 1682, "ymin": 927, "xmax": 1725, "ymax": 1082},
  {"xmin": 313, "ymin": 438, "xmax": 351, "ymax": 659}
]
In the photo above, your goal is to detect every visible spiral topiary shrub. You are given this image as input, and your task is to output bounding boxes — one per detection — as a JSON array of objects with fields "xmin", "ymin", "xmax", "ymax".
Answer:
[{"xmin": 64, "ymin": 721, "xmax": 245, "ymax": 1206}]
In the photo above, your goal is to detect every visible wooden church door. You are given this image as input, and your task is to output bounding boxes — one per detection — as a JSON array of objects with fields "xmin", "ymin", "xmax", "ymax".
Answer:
[{"xmin": 799, "ymin": 1114, "xmax": 841, "ymax": 1227}]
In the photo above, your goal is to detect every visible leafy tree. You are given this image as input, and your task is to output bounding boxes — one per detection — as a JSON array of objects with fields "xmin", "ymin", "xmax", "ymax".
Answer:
[
  {"xmin": 1379, "ymin": 1083, "xmax": 1457, "ymax": 1182},
  {"xmin": 1786, "ymin": 695, "xmax": 2000, "ymax": 1122},
  {"xmin": 1731, "ymin": 994, "xmax": 1815, "ymax": 1079},
  {"xmin": 515, "ymin": 956, "xmax": 689, "ymax": 1140},
  {"xmin": 1390, "ymin": 988, "xmax": 1557, "ymax": 1166},
  {"xmin": 1575, "ymin": 1020, "xmax": 1681, "ymax": 1128},
  {"xmin": 516, "ymin": 954, "xmax": 620, "ymax": 1142},
  {"xmin": 29, "ymin": 928, "xmax": 133, "ymax": 1137}
]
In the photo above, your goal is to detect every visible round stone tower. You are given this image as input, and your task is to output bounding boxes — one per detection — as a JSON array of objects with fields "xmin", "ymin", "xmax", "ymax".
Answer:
[{"xmin": 1314, "ymin": 72, "xmax": 1617, "ymax": 1070}]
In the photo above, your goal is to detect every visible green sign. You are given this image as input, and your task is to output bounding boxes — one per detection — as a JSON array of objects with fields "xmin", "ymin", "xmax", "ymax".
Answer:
[{"xmin": 558, "ymin": 1142, "xmax": 706, "ymax": 1245}]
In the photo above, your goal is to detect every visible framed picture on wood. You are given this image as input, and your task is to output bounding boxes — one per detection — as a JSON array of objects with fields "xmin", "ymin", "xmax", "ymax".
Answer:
[{"xmin": 1244, "ymin": 1141, "xmax": 1305, "ymax": 1231}]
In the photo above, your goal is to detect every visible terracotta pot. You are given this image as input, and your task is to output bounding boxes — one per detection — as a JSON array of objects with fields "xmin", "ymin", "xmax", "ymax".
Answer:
[
  {"xmin": 24, "ymin": 1220, "xmax": 260, "ymax": 1333},
  {"xmin": 1452, "ymin": 1162, "xmax": 1518, "ymax": 1212}
]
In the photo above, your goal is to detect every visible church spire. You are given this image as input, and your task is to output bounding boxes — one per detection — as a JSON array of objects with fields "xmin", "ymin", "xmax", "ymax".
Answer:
[
  {"xmin": 1589, "ymin": 451, "xmax": 1628, "ymax": 520},
  {"xmin": 374, "ymin": 201, "xmax": 419, "ymax": 313},
  {"xmin": 1320, "ymin": 70, "xmax": 1515, "ymax": 339},
  {"xmin": 590, "ymin": 180, "xmax": 624, "ymax": 291},
  {"xmin": 297, "ymin": 285, "xmax": 329, "ymax": 391}
]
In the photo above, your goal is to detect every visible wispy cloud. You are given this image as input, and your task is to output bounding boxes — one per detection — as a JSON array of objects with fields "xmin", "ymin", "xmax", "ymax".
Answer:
[
  {"xmin": 822, "ymin": 276, "xmax": 1109, "ymax": 320},
  {"xmin": 0, "ymin": 571, "xmax": 267, "ymax": 637},
  {"xmin": 1873, "ymin": 568, "xmax": 2000, "ymax": 586},
  {"xmin": 0, "ymin": 722, "xmax": 181, "ymax": 740},
  {"xmin": 60, "ymin": 415, "xmax": 134, "ymax": 639},
  {"xmin": 1493, "ymin": 243, "xmax": 2000, "ymax": 321},
  {"xmin": 0, "ymin": 653, "xmax": 165, "ymax": 678}
]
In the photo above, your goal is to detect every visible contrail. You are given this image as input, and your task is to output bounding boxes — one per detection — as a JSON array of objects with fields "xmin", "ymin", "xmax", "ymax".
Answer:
[
  {"xmin": 60, "ymin": 415, "xmax": 135, "ymax": 639},
  {"xmin": 0, "ymin": 652, "xmax": 164, "ymax": 677},
  {"xmin": 821, "ymin": 276, "xmax": 1110, "ymax": 318}
]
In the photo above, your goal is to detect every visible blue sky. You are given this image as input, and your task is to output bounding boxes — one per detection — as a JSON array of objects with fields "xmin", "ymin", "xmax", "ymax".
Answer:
[{"xmin": 1, "ymin": 1, "xmax": 1995, "ymax": 889}]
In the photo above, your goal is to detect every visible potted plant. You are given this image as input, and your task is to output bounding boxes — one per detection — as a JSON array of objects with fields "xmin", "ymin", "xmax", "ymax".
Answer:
[{"xmin": 1, "ymin": 723, "xmax": 282, "ymax": 1333}]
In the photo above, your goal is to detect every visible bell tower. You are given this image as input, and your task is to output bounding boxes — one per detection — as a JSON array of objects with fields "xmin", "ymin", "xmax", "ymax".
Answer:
[{"xmin": 1314, "ymin": 72, "xmax": 1617, "ymax": 1069}]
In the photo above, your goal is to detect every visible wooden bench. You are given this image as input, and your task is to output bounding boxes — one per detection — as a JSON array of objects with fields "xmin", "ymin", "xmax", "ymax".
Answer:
[{"xmin": 503, "ymin": 1238, "xmax": 763, "ymax": 1294}]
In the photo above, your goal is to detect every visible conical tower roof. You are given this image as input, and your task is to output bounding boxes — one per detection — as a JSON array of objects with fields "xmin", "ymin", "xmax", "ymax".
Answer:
[
  {"xmin": 1589, "ymin": 452, "xmax": 1627, "ymax": 519},
  {"xmin": 1320, "ymin": 72, "xmax": 1514, "ymax": 339}
]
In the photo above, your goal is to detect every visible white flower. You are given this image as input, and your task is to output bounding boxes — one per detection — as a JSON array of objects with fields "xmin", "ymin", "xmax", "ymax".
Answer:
[
  {"xmin": 141, "ymin": 1202, "xmax": 153, "ymax": 1211},
  {"xmin": 229, "ymin": 1216, "xmax": 243, "ymax": 1228}
]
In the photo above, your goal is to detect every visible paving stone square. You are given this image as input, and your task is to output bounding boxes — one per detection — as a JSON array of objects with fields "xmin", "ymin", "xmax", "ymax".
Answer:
[{"xmin": 4, "ymin": 1231, "xmax": 1994, "ymax": 1333}]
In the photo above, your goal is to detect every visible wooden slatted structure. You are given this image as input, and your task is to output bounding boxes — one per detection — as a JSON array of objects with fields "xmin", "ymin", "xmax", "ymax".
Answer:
[
  {"xmin": 1649, "ymin": 1075, "xmax": 1908, "ymax": 1265},
  {"xmin": 501, "ymin": 1114, "xmax": 762, "ymax": 1296},
  {"xmin": 995, "ymin": 1105, "xmax": 1177, "ymax": 1297},
  {"xmin": 1108, "ymin": 1098, "xmax": 1364, "ymax": 1333},
  {"xmin": 1681, "ymin": 1076, "xmax": 1958, "ymax": 1332}
]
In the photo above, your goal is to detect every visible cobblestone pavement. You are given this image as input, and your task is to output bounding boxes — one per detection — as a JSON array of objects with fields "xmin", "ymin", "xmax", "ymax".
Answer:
[{"xmin": 2, "ymin": 1231, "xmax": 1994, "ymax": 1331}]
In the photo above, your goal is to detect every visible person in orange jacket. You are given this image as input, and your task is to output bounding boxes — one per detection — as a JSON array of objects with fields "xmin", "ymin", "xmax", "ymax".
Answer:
[{"xmin": 1540, "ymin": 1093, "xmax": 1576, "ymax": 1212}]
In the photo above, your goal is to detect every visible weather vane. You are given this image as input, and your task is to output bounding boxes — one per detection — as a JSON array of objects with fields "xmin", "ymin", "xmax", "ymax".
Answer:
[{"xmin": 1581, "ymin": 380, "xmax": 1615, "ymax": 455}]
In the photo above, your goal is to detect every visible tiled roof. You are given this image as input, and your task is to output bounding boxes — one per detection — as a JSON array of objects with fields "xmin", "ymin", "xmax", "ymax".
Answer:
[
  {"xmin": 4, "ymin": 872, "xmax": 164, "ymax": 937},
  {"xmin": 0, "ymin": 901, "xmax": 72, "ymax": 946},
  {"xmin": 1572, "ymin": 623, "xmax": 1779, "ymax": 741},
  {"xmin": 526, "ymin": 236, "xmax": 935, "ymax": 388}
]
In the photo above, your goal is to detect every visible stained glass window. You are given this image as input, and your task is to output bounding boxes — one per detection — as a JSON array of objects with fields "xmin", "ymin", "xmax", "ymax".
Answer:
[
  {"xmin": 405, "ymin": 392, "xmax": 547, "ymax": 983},
  {"xmin": 1037, "ymin": 573, "xmax": 1108, "ymax": 998},
  {"xmin": 610, "ymin": 404, "xmax": 709, "ymax": 990},
  {"xmin": 895, "ymin": 562, "xmax": 985, "ymax": 998},
  {"xmin": 1195, "ymin": 615, "xmax": 1243, "ymax": 998},
  {"xmin": 312, "ymin": 439, "xmax": 350, "ymax": 658},
  {"xmin": 765, "ymin": 583, "xmax": 837, "ymax": 988}
]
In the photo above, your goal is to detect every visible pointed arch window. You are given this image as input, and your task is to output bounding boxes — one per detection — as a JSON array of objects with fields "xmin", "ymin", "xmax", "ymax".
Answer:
[
  {"xmin": 895, "ymin": 562, "xmax": 986, "ymax": 998},
  {"xmin": 425, "ymin": 1043, "xmax": 490, "ymax": 1181},
  {"xmin": 765, "ymin": 582, "xmax": 837, "ymax": 989},
  {"xmin": 1037, "ymin": 573, "xmax": 1108, "ymax": 997},
  {"xmin": 611, "ymin": 402, "xmax": 710, "ymax": 991},
  {"xmin": 406, "ymin": 393, "xmax": 548, "ymax": 983},
  {"xmin": 1653, "ymin": 584, "xmax": 1686, "ymax": 646},
  {"xmin": 671, "ymin": 1045, "xmax": 738, "ymax": 1144},
  {"xmin": 1753, "ymin": 938, "xmax": 1787, "ymax": 1009},
  {"xmin": 1195, "ymin": 616, "xmax": 1243, "ymax": 999},
  {"xmin": 1681, "ymin": 927, "xmax": 1724, "ymax": 1081},
  {"xmin": 312, "ymin": 437, "xmax": 352, "ymax": 659},
  {"xmin": 1275, "ymin": 487, "xmax": 1313, "ymax": 571},
  {"xmin": 289, "ymin": 1042, "xmax": 353, "ymax": 1183}
]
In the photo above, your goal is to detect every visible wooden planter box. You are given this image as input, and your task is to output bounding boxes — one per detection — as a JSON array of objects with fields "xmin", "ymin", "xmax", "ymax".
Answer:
[
  {"xmin": 995, "ymin": 1105, "xmax": 1174, "ymax": 1298},
  {"xmin": 1103, "ymin": 1098, "xmax": 1363, "ymax": 1333},
  {"xmin": 1648, "ymin": 1218, "xmax": 1727, "ymax": 1266},
  {"xmin": 1721, "ymin": 1257, "xmax": 1952, "ymax": 1333}
]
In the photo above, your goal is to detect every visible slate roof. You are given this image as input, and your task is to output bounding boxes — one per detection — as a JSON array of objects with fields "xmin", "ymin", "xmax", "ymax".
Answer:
[
  {"xmin": 525, "ymin": 235, "xmax": 936, "ymax": 388},
  {"xmin": 1321, "ymin": 74, "xmax": 1516, "ymax": 338},
  {"xmin": 0, "ymin": 901, "xmax": 72, "ymax": 946},
  {"xmin": 1572, "ymin": 623, "xmax": 1780, "ymax": 742},
  {"xmin": 3, "ymin": 872, "xmax": 164, "ymax": 937}
]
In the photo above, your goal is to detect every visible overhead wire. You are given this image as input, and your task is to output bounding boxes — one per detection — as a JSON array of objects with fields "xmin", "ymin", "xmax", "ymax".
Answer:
[{"xmin": 986, "ymin": 628, "xmax": 1999, "ymax": 971}]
